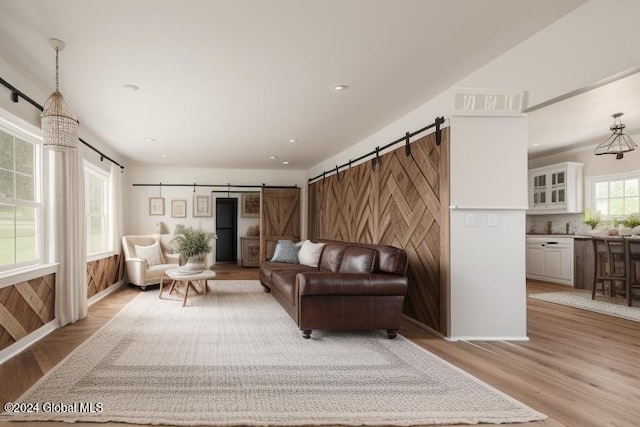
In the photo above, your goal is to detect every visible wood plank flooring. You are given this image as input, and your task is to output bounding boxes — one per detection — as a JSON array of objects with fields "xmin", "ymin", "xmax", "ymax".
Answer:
[{"xmin": 1, "ymin": 271, "xmax": 639, "ymax": 427}]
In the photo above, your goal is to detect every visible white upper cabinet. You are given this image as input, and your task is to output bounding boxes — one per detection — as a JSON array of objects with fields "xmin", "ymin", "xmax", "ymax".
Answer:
[{"xmin": 528, "ymin": 162, "xmax": 584, "ymax": 214}]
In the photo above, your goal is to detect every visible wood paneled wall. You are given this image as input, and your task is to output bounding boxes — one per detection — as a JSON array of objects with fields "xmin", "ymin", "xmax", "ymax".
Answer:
[
  {"xmin": 87, "ymin": 253, "xmax": 125, "ymax": 299},
  {"xmin": 308, "ymin": 129, "xmax": 449, "ymax": 334},
  {"xmin": 0, "ymin": 273, "xmax": 56, "ymax": 351}
]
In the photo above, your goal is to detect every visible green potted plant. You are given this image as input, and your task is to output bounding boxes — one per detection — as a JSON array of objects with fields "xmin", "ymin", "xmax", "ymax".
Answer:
[
  {"xmin": 583, "ymin": 209, "xmax": 600, "ymax": 230},
  {"xmin": 625, "ymin": 213, "xmax": 640, "ymax": 228},
  {"xmin": 170, "ymin": 225, "xmax": 216, "ymax": 273}
]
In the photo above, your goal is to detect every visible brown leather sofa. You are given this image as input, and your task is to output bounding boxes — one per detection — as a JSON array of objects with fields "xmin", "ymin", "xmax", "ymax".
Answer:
[{"xmin": 259, "ymin": 241, "xmax": 409, "ymax": 339}]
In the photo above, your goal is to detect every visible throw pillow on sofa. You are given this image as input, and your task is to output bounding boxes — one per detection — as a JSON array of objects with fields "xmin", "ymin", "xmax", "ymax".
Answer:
[
  {"xmin": 298, "ymin": 240, "xmax": 326, "ymax": 267},
  {"xmin": 271, "ymin": 241, "xmax": 301, "ymax": 264},
  {"xmin": 134, "ymin": 242, "xmax": 165, "ymax": 266}
]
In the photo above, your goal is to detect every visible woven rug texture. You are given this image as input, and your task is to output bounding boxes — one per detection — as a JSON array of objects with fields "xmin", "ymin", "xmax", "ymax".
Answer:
[
  {"xmin": 1, "ymin": 280, "xmax": 546, "ymax": 425},
  {"xmin": 530, "ymin": 290, "xmax": 640, "ymax": 322}
]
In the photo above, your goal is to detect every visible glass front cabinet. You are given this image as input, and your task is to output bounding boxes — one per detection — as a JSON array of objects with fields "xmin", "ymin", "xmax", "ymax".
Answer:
[{"xmin": 528, "ymin": 162, "xmax": 584, "ymax": 214}]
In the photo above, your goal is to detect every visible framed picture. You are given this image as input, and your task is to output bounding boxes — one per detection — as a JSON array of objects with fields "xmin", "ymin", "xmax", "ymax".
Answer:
[
  {"xmin": 241, "ymin": 192, "xmax": 260, "ymax": 218},
  {"xmin": 193, "ymin": 193, "xmax": 212, "ymax": 217},
  {"xmin": 171, "ymin": 199, "xmax": 187, "ymax": 218},
  {"xmin": 149, "ymin": 197, "xmax": 165, "ymax": 216}
]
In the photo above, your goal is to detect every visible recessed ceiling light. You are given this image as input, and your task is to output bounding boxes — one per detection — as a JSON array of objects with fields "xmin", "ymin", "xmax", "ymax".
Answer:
[
  {"xmin": 145, "ymin": 137, "xmax": 156, "ymax": 142},
  {"xmin": 288, "ymin": 139, "xmax": 298, "ymax": 143},
  {"xmin": 330, "ymin": 84, "xmax": 349, "ymax": 92},
  {"xmin": 282, "ymin": 161, "xmax": 290, "ymax": 165},
  {"xmin": 269, "ymin": 155, "xmax": 277, "ymax": 160},
  {"xmin": 161, "ymin": 154, "xmax": 167, "ymax": 158},
  {"xmin": 124, "ymin": 84, "xmax": 140, "ymax": 91}
]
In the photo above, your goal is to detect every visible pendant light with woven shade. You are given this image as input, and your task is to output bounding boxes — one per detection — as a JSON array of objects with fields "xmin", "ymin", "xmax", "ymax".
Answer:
[{"xmin": 41, "ymin": 38, "xmax": 79, "ymax": 151}]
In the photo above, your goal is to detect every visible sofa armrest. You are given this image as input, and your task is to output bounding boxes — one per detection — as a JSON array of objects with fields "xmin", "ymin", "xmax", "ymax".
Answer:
[
  {"xmin": 296, "ymin": 272, "xmax": 407, "ymax": 297},
  {"xmin": 126, "ymin": 258, "xmax": 147, "ymax": 285}
]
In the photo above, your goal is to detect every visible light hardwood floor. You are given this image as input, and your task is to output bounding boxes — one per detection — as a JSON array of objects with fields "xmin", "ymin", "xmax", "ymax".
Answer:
[{"xmin": 1, "ymin": 270, "xmax": 639, "ymax": 427}]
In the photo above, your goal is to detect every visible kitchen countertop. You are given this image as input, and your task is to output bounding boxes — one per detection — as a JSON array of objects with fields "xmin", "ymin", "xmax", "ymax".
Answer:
[{"xmin": 527, "ymin": 234, "xmax": 640, "ymax": 240}]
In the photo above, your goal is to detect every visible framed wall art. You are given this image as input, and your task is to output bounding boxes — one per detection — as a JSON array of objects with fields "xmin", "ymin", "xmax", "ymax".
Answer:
[
  {"xmin": 171, "ymin": 199, "xmax": 187, "ymax": 218},
  {"xmin": 241, "ymin": 192, "xmax": 260, "ymax": 218},
  {"xmin": 193, "ymin": 193, "xmax": 212, "ymax": 217},
  {"xmin": 149, "ymin": 197, "xmax": 165, "ymax": 216}
]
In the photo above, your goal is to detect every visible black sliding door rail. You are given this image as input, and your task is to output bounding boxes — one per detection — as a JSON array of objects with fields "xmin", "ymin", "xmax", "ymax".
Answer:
[
  {"xmin": 308, "ymin": 116, "xmax": 445, "ymax": 184},
  {"xmin": 132, "ymin": 183, "xmax": 298, "ymax": 189},
  {"xmin": 0, "ymin": 76, "xmax": 125, "ymax": 170}
]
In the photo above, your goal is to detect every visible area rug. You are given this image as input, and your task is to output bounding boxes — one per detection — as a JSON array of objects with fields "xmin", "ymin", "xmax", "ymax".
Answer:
[
  {"xmin": 1, "ymin": 281, "xmax": 545, "ymax": 425},
  {"xmin": 530, "ymin": 291, "xmax": 640, "ymax": 322}
]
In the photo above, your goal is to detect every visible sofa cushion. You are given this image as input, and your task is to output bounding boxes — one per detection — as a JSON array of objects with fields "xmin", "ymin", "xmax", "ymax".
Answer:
[
  {"xmin": 270, "ymin": 241, "xmax": 301, "ymax": 264},
  {"xmin": 298, "ymin": 240, "xmax": 326, "ymax": 267},
  {"xmin": 319, "ymin": 244, "xmax": 348, "ymax": 272},
  {"xmin": 340, "ymin": 246, "xmax": 377, "ymax": 273},
  {"xmin": 135, "ymin": 242, "xmax": 165, "ymax": 266},
  {"xmin": 260, "ymin": 261, "xmax": 316, "ymax": 287}
]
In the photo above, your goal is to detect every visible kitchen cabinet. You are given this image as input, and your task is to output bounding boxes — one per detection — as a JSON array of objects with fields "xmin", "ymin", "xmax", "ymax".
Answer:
[
  {"xmin": 526, "ymin": 237, "xmax": 574, "ymax": 285},
  {"xmin": 574, "ymin": 238, "xmax": 595, "ymax": 290},
  {"xmin": 528, "ymin": 162, "xmax": 584, "ymax": 214}
]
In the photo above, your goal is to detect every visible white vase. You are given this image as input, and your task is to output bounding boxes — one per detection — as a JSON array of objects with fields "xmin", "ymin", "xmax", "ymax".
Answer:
[{"xmin": 182, "ymin": 254, "xmax": 205, "ymax": 273}]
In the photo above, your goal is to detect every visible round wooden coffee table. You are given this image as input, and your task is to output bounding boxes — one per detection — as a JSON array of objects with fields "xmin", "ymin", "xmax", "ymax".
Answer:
[{"xmin": 160, "ymin": 269, "xmax": 216, "ymax": 306}]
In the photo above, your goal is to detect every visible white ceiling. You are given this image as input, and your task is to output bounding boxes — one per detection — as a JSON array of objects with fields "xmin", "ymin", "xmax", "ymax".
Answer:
[
  {"xmin": 528, "ymin": 70, "xmax": 640, "ymax": 158},
  {"xmin": 0, "ymin": 0, "xmax": 586, "ymax": 169}
]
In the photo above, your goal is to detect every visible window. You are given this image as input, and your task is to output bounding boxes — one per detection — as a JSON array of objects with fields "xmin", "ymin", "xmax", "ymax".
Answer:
[
  {"xmin": 589, "ymin": 172, "xmax": 640, "ymax": 219},
  {"xmin": 0, "ymin": 124, "xmax": 41, "ymax": 269},
  {"xmin": 84, "ymin": 162, "xmax": 110, "ymax": 255}
]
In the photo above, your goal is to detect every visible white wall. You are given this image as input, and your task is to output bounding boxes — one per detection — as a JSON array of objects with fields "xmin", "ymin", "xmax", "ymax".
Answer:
[
  {"xmin": 125, "ymin": 166, "xmax": 307, "ymax": 264},
  {"xmin": 307, "ymin": 0, "xmax": 640, "ymax": 339},
  {"xmin": 449, "ymin": 116, "xmax": 528, "ymax": 339}
]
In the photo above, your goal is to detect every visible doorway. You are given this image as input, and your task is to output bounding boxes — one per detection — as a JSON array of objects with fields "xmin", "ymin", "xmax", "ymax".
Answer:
[{"xmin": 215, "ymin": 198, "xmax": 237, "ymax": 263}]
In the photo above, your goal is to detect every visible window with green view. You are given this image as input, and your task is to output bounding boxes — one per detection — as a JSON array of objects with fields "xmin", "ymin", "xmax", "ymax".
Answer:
[
  {"xmin": 591, "ymin": 173, "xmax": 640, "ymax": 219},
  {"xmin": 0, "ymin": 126, "xmax": 40, "ymax": 268},
  {"xmin": 84, "ymin": 163, "xmax": 110, "ymax": 255}
]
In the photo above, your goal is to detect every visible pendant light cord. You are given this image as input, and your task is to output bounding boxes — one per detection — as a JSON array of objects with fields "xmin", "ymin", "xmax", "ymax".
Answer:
[{"xmin": 55, "ymin": 47, "xmax": 59, "ymax": 92}]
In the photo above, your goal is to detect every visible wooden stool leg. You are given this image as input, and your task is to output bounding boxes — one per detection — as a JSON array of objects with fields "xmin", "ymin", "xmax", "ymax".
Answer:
[{"xmin": 159, "ymin": 277, "xmax": 164, "ymax": 299}]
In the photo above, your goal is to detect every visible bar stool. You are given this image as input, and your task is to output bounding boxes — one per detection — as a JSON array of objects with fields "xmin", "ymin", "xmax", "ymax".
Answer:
[
  {"xmin": 626, "ymin": 238, "xmax": 640, "ymax": 306},
  {"xmin": 592, "ymin": 237, "xmax": 628, "ymax": 301}
]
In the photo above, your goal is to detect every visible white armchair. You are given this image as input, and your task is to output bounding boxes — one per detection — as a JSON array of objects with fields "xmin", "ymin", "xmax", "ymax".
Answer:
[{"xmin": 122, "ymin": 234, "xmax": 179, "ymax": 290}]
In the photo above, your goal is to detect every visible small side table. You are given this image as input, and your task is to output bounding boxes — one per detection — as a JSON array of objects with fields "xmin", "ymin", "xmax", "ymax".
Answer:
[{"xmin": 160, "ymin": 269, "xmax": 216, "ymax": 307}]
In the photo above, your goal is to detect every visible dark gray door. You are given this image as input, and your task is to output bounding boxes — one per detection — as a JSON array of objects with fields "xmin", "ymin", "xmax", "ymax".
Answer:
[{"xmin": 216, "ymin": 198, "xmax": 237, "ymax": 263}]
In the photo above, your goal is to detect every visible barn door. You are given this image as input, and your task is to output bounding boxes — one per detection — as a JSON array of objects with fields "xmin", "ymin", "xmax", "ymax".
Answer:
[{"xmin": 260, "ymin": 187, "xmax": 300, "ymax": 261}]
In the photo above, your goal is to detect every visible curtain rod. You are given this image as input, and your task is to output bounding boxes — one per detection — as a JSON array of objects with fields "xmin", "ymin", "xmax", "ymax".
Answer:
[
  {"xmin": 132, "ymin": 183, "xmax": 298, "ymax": 189},
  {"xmin": 308, "ymin": 116, "xmax": 445, "ymax": 184},
  {"xmin": 0, "ymin": 76, "xmax": 125, "ymax": 170}
]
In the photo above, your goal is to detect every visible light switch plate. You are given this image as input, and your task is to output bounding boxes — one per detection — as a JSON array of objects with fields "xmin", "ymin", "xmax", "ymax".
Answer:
[{"xmin": 465, "ymin": 214, "xmax": 477, "ymax": 227}]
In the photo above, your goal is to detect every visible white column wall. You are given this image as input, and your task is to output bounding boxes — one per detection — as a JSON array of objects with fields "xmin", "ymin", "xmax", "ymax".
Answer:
[{"xmin": 449, "ymin": 116, "xmax": 528, "ymax": 340}]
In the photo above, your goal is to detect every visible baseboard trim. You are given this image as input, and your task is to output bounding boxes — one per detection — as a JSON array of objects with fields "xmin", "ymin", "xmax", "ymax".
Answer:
[
  {"xmin": 401, "ymin": 315, "xmax": 447, "ymax": 340},
  {"xmin": 88, "ymin": 279, "xmax": 127, "ymax": 306},
  {"xmin": 448, "ymin": 336, "xmax": 530, "ymax": 342},
  {"xmin": 0, "ymin": 319, "xmax": 60, "ymax": 365}
]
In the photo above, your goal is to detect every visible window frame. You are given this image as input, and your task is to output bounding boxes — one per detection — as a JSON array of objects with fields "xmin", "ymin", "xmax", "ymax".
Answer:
[
  {"xmin": 586, "ymin": 170, "xmax": 640, "ymax": 220},
  {"xmin": 83, "ymin": 160, "xmax": 112, "ymax": 259},
  {"xmin": 0, "ymin": 115, "xmax": 43, "ymax": 272}
]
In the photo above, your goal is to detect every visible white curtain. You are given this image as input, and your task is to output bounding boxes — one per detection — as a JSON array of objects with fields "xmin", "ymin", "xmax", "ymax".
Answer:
[
  {"xmin": 54, "ymin": 148, "xmax": 87, "ymax": 325},
  {"xmin": 110, "ymin": 163, "xmax": 123, "ymax": 254}
]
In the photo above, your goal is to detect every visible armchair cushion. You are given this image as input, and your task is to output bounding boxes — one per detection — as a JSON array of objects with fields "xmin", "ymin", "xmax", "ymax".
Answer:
[{"xmin": 134, "ymin": 242, "xmax": 165, "ymax": 266}]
